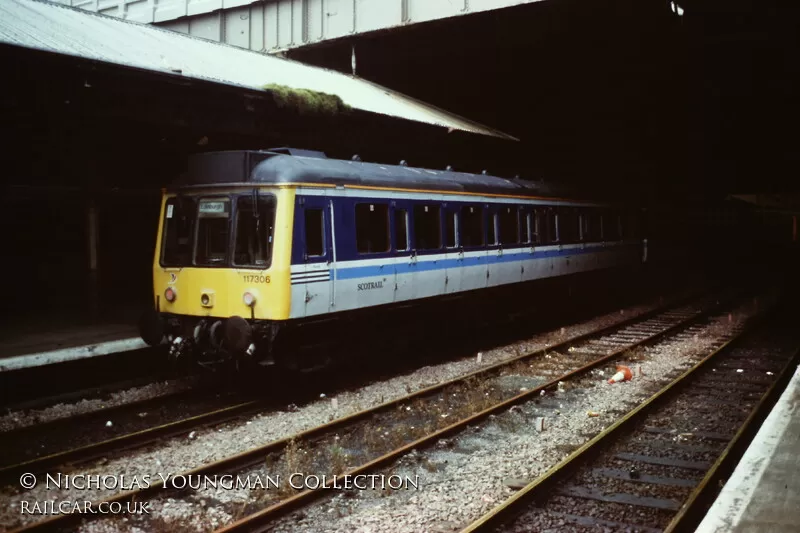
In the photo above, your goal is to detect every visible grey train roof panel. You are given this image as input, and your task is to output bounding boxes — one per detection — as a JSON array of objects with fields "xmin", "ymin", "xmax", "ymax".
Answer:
[{"xmin": 181, "ymin": 150, "xmax": 578, "ymax": 200}]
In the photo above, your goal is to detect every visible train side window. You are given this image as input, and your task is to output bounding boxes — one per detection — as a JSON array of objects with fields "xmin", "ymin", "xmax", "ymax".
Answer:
[
  {"xmin": 548, "ymin": 210, "xmax": 559, "ymax": 243},
  {"xmin": 523, "ymin": 212, "xmax": 532, "ymax": 243},
  {"xmin": 533, "ymin": 211, "xmax": 542, "ymax": 243},
  {"xmin": 395, "ymin": 209, "xmax": 409, "ymax": 251},
  {"xmin": 304, "ymin": 208, "xmax": 324, "ymax": 257},
  {"xmin": 622, "ymin": 212, "xmax": 640, "ymax": 240},
  {"xmin": 355, "ymin": 203, "xmax": 390, "ymax": 254},
  {"xmin": 582, "ymin": 211, "xmax": 602, "ymax": 242},
  {"xmin": 558, "ymin": 210, "xmax": 580, "ymax": 243},
  {"xmin": 498, "ymin": 206, "xmax": 519, "ymax": 245},
  {"xmin": 413, "ymin": 204, "xmax": 442, "ymax": 250},
  {"xmin": 532, "ymin": 210, "xmax": 547, "ymax": 244},
  {"xmin": 579, "ymin": 213, "xmax": 587, "ymax": 241},
  {"xmin": 488, "ymin": 212, "xmax": 498, "ymax": 245},
  {"xmin": 604, "ymin": 212, "xmax": 621, "ymax": 240},
  {"xmin": 445, "ymin": 211, "xmax": 458, "ymax": 248},
  {"xmin": 461, "ymin": 206, "xmax": 485, "ymax": 247}
]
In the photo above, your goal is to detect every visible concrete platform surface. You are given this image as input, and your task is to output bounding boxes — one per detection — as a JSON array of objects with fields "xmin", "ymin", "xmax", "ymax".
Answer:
[
  {"xmin": 0, "ymin": 324, "xmax": 144, "ymax": 372},
  {"xmin": 695, "ymin": 364, "xmax": 800, "ymax": 533}
]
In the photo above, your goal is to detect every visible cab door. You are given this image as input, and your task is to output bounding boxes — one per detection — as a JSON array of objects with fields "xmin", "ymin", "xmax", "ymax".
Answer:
[{"xmin": 292, "ymin": 195, "xmax": 334, "ymax": 317}]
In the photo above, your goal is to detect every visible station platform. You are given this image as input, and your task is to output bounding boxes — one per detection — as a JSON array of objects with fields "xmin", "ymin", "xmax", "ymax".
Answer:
[
  {"xmin": 695, "ymin": 364, "xmax": 800, "ymax": 533},
  {"xmin": 0, "ymin": 313, "xmax": 144, "ymax": 372}
]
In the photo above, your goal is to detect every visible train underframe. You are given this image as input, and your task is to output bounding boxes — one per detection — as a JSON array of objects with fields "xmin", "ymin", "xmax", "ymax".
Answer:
[{"xmin": 140, "ymin": 265, "xmax": 644, "ymax": 372}]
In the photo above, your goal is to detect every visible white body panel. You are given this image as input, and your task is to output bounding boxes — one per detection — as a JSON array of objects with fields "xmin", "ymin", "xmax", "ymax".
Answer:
[{"xmin": 288, "ymin": 187, "xmax": 642, "ymax": 319}]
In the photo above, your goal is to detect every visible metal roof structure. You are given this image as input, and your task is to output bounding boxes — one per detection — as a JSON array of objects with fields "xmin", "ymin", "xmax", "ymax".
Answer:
[{"xmin": 0, "ymin": 0, "xmax": 515, "ymax": 140}]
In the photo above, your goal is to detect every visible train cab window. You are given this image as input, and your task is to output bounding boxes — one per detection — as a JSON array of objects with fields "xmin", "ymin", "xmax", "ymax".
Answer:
[
  {"xmin": 194, "ymin": 198, "xmax": 231, "ymax": 266},
  {"xmin": 461, "ymin": 206, "xmax": 484, "ymax": 247},
  {"xmin": 356, "ymin": 203, "xmax": 390, "ymax": 254},
  {"xmin": 498, "ymin": 206, "xmax": 519, "ymax": 245},
  {"xmin": 304, "ymin": 208, "xmax": 325, "ymax": 257},
  {"xmin": 233, "ymin": 195, "xmax": 276, "ymax": 267},
  {"xmin": 162, "ymin": 196, "xmax": 196, "ymax": 266},
  {"xmin": 395, "ymin": 209, "xmax": 409, "ymax": 251},
  {"xmin": 445, "ymin": 211, "xmax": 458, "ymax": 248},
  {"xmin": 413, "ymin": 204, "xmax": 442, "ymax": 250}
]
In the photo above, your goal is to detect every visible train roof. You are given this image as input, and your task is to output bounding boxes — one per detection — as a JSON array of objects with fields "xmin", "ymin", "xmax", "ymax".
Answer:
[{"xmin": 178, "ymin": 149, "xmax": 575, "ymax": 200}]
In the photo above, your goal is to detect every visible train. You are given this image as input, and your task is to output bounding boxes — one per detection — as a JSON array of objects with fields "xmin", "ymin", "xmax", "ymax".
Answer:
[{"xmin": 138, "ymin": 148, "xmax": 648, "ymax": 370}]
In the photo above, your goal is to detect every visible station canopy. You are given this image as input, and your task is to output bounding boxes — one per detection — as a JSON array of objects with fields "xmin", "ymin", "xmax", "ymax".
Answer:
[{"xmin": 0, "ymin": 0, "xmax": 515, "ymax": 140}]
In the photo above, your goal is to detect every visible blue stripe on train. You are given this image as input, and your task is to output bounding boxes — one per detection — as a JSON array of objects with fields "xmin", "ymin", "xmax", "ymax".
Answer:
[{"xmin": 332, "ymin": 244, "xmax": 637, "ymax": 281}]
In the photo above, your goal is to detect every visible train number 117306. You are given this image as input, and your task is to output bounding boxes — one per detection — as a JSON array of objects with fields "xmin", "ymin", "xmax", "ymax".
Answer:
[{"xmin": 243, "ymin": 275, "xmax": 270, "ymax": 283}]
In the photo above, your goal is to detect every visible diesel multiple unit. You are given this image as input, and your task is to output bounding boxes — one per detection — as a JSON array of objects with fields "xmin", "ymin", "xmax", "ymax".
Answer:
[{"xmin": 139, "ymin": 149, "xmax": 646, "ymax": 370}]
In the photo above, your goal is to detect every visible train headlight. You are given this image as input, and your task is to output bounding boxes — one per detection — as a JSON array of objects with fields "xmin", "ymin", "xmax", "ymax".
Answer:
[
  {"xmin": 199, "ymin": 290, "xmax": 215, "ymax": 308},
  {"xmin": 243, "ymin": 291, "xmax": 257, "ymax": 307},
  {"xmin": 164, "ymin": 287, "xmax": 177, "ymax": 303}
]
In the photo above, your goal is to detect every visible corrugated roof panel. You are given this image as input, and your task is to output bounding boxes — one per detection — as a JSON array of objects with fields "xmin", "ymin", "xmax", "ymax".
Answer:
[{"xmin": 0, "ymin": 0, "xmax": 517, "ymax": 140}]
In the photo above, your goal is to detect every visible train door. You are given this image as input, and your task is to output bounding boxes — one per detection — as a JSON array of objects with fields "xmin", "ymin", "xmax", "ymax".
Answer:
[
  {"xmin": 392, "ymin": 202, "xmax": 415, "ymax": 303},
  {"xmin": 486, "ymin": 205, "xmax": 507, "ymax": 288},
  {"xmin": 442, "ymin": 203, "xmax": 462, "ymax": 294},
  {"xmin": 459, "ymin": 204, "xmax": 489, "ymax": 292},
  {"xmin": 409, "ymin": 202, "xmax": 447, "ymax": 299},
  {"xmin": 521, "ymin": 208, "xmax": 538, "ymax": 283},
  {"xmin": 293, "ymin": 195, "xmax": 334, "ymax": 317},
  {"xmin": 490, "ymin": 205, "xmax": 523, "ymax": 287}
]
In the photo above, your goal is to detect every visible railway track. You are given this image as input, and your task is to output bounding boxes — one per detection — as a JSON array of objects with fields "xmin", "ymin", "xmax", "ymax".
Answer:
[
  {"xmin": 0, "ymin": 290, "xmax": 698, "ymax": 489},
  {"xmin": 8, "ymin": 288, "xmax": 758, "ymax": 533},
  {"xmin": 0, "ymin": 387, "xmax": 266, "ymax": 481},
  {"xmin": 460, "ymin": 313, "xmax": 799, "ymax": 532}
]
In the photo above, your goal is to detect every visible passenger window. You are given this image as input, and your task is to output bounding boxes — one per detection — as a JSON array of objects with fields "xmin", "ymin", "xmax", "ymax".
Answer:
[
  {"xmin": 603, "ymin": 212, "xmax": 621, "ymax": 241},
  {"xmin": 623, "ymin": 212, "xmax": 640, "ymax": 240},
  {"xmin": 532, "ymin": 211, "xmax": 542, "ymax": 244},
  {"xmin": 395, "ymin": 209, "xmax": 409, "ymax": 251},
  {"xmin": 580, "ymin": 214, "xmax": 587, "ymax": 241},
  {"xmin": 522, "ymin": 212, "xmax": 532, "ymax": 244},
  {"xmin": 355, "ymin": 203, "xmax": 390, "ymax": 254},
  {"xmin": 498, "ymin": 206, "xmax": 519, "ymax": 245},
  {"xmin": 488, "ymin": 213, "xmax": 497, "ymax": 245},
  {"xmin": 461, "ymin": 206, "xmax": 484, "ymax": 247},
  {"xmin": 584, "ymin": 212, "xmax": 602, "ymax": 241},
  {"xmin": 445, "ymin": 211, "xmax": 458, "ymax": 248},
  {"xmin": 558, "ymin": 210, "xmax": 580, "ymax": 243},
  {"xmin": 413, "ymin": 204, "xmax": 441, "ymax": 250},
  {"xmin": 547, "ymin": 210, "xmax": 558, "ymax": 243},
  {"xmin": 304, "ymin": 208, "xmax": 324, "ymax": 257}
]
